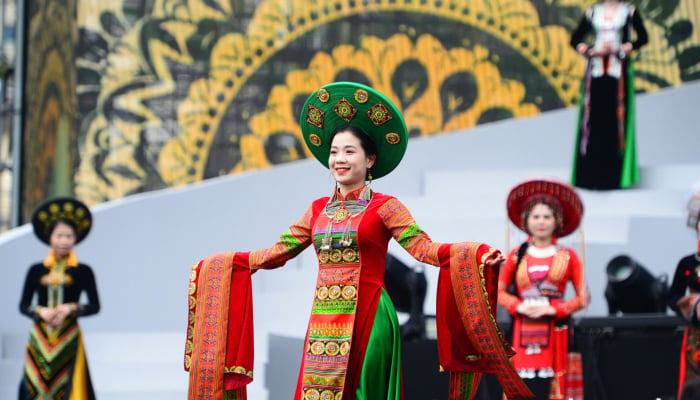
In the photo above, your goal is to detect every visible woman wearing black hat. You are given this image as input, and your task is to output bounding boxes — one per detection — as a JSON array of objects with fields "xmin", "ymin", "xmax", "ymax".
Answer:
[
  {"xmin": 18, "ymin": 198, "xmax": 100, "ymax": 399},
  {"xmin": 668, "ymin": 191, "xmax": 700, "ymax": 400},
  {"xmin": 498, "ymin": 178, "xmax": 587, "ymax": 400},
  {"xmin": 185, "ymin": 82, "xmax": 533, "ymax": 400}
]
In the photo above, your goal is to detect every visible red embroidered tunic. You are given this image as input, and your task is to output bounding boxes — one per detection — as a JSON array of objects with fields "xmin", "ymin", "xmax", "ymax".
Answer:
[
  {"xmin": 249, "ymin": 189, "xmax": 450, "ymax": 399},
  {"xmin": 497, "ymin": 243, "xmax": 586, "ymax": 399},
  {"xmin": 186, "ymin": 187, "xmax": 533, "ymax": 400}
]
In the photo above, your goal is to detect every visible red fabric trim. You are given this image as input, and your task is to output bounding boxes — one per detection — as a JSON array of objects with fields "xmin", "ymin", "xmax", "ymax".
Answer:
[
  {"xmin": 449, "ymin": 372, "xmax": 482, "ymax": 400},
  {"xmin": 436, "ymin": 242, "xmax": 533, "ymax": 399},
  {"xmin": 186, "ymin": 252, "xmax": 254, "ymax": 400},
  {"xmin": 224, "ymin": 251, "xmax": 254, "ymax": 390},
  {"xmin": 679, "ymin": 328, "xmax": 688, "ymax": 400}
]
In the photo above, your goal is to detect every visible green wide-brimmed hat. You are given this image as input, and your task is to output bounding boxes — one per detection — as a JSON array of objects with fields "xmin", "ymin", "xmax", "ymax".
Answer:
[
  {"xmin": 299, "ymin": 82, "xmax": 408, "ymax": 179},
  {"xmin": 31, "ymin": 197, "xmax": 92, "ymax": 245}
]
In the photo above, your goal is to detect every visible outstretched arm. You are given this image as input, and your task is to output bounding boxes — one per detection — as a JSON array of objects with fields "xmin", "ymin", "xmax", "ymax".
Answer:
[
  {"xmin": 378, "ymin": 197, "xmax": 503, "ymax": 268},
  {"xmin": 377, "ymin": 197, "xmax": 442, "ymax": 266},
  {"xmin": 249, "ymin": 204, "xmax": 314, "ymax": 271}
]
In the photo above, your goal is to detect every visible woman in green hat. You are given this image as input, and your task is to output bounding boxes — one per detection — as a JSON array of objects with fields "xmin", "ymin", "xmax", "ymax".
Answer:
[
  {"xmin": 18, "ymin": 197, "xmax": 100, "ymax": 399},
  {"xmin": 185, "ymin": 82, "xmax": 533, "ymax": 400}
]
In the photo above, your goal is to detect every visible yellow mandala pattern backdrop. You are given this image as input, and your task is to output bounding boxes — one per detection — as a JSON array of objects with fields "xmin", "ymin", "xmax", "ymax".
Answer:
[{"xmin": 21, "ymin": 0, "xmax": 700, "ymax": 209}]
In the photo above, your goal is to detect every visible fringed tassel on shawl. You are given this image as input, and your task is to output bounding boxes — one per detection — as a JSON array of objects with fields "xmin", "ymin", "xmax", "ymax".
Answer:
[
  {"xmin": 449, "ymin": 372, "xmax": 482, "ymax": 400},
  {"xmin": 224, "ymin": 388, "xmax": 247, "ymax": 400}
]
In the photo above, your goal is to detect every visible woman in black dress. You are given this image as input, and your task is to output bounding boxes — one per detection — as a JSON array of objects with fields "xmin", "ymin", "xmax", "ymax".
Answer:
[
  {"xmin": 18, "ymin": 197, "xmax": 100, "ymax": 399},
  {"xmin": 570, "ymin": 0, "xmax": 648, "ymax": 190}
]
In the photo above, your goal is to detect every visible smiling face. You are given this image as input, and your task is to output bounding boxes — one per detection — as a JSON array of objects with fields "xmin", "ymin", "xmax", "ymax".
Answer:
[
  {"xmin": 329, "ymin": 129, "xmax": 376, "ymax": 196},
  {"xmin": 49, "ymin": 221, "xmax": 77, "ymax": 259},
  {"xmin": 526, "ymin": 203, "xmax": 558, "ymax": 244}
]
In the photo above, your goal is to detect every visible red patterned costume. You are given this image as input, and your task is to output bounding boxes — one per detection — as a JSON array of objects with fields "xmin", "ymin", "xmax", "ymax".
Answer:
[
  {"xmin": 498, "ymin": 242, "xmax": 586, "ymax": 399},
  {"xmin": 185, "ymin": 81, "xmax": 532, "ymax": 400},
  {"xmin": 186, "ymin": 189, "xmax": 532, "ymax": 399},
  {"xmin": 498, "ymin": 178, "xmax": 587, "ymax": 400}
]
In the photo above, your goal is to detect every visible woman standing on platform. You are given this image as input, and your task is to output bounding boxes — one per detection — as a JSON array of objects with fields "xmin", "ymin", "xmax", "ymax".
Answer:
[
  {"xmin": 498, "ymin": 178, "xmax": 588, "ymax": 400},
  {"xmin": 18, "ymin": 198, "xmax": 100, "ymax": 399},
  {"xmin": 570, "ymin": 0, "xmax": 648, "ymax": 190},
  {"xmin": 668, "ymin": 191, "xmax": 700, "ymax": 400},
  {"xmin": 184, "ymin": 82, "xmax": 534, "ymax": 400}
]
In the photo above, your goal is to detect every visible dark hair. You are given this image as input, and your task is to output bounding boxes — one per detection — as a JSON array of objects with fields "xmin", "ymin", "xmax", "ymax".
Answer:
[
  {"xmin": 49, "ymin": 218, "xmax": 78, "ymax": 236},
  {"xmin": 330, "ymin": 125, "xmax": 378, "ymax": 158},
  {"xmin": 522, "ymin": 200, "xmax": 563, "ymax": 237}
]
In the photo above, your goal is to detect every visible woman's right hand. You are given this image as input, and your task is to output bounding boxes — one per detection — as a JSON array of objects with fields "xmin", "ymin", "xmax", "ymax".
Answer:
[
  {"xmin": 516, "ymin": 303, "xmax": 555, "ymax": 319},
  {"xmin": 37, "ymin": 306, "xmax": 57, "ymax": 324}
]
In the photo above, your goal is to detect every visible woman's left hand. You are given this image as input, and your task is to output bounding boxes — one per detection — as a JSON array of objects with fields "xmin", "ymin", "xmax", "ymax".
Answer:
[
  {"xmin": 484, "ymin": 251, "xmax": 505, "ymax": 268},
  {"xmin": 49, "ymin": 304, "xmax": 75, "ymax": 327},
  {"xmin": 524, "ymin": 305, "xmax": 556, "ymax": 319}
]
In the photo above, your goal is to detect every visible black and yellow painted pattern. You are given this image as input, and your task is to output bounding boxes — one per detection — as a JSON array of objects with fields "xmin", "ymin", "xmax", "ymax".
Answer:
[{"xmin": 21, "ymin": 0, "xmax": 700, "ymax": 209}]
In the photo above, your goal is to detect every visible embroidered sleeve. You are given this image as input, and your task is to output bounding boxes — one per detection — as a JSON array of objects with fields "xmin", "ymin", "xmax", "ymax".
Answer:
[
  {"xmin": 497, "ymin": 249, "xmax": 523, "ymax": 316},
  {"xmin": 552, "ymin": 249, "xmax": 587, "ymax": 319},
  {"xmin": 377, "ymin": 197, "xmax": 441, "ymax": 267},
  {"xmin": 249, "ymin": 205, "xmax": 313, "ymax": 270}
]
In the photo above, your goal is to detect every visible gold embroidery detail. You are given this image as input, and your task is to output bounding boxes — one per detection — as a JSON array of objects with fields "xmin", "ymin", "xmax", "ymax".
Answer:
[
  {"xmin": 317, "ymin": 88, "xmax": 330, "ymax": 102},
  {"xmin": 354, "ymin": 89, "xmax": 369, "ymax": 103},
  {"xmin": 309, "ymin": 133, "xmax": 322, "ymax": 147},
  {"xmin": 311, "ymin": 341, "xmax": 325, "ymax": 355},
  {"xmin": 341, "ymin": 248, "xmax": 356, "ymax": 262},
  {"xmin": 325, "ymin": 341, "xmax": 339, "ymax": 356},
  {"xmin": 385, "ymin": 131, "xmax": 401, "ymax": 145},
  {"xmin": 341, "ymin": 285, "xmax": 357, "ymax": 300},
  {"xmin": 367, "ymin": 101, "xmax": 393, "ymax": 125},
  {"xmin": 333, "ymin": 97, "xmax": 357, "ymax": 123},
  {"xmin": 318, "ymin": 250, "xmax": 330, "ymax": 263},
  {"xmin": 330, "ymin": 249, "xmax": 342, "ymax": 263},
  {"xmin": 305, "ymin": 388, "xmax": 320, "ymax": 400},
  {"xmin": 307, "ymin": 104, "xmax": 325, "ymax": 128},
  {"xmin": 333, "ymin": 207, "xmax": 349, "ymax": 223},
  {"xmin": 328, "ymin": 285, "xmax": 341, "ymax": 299}
]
